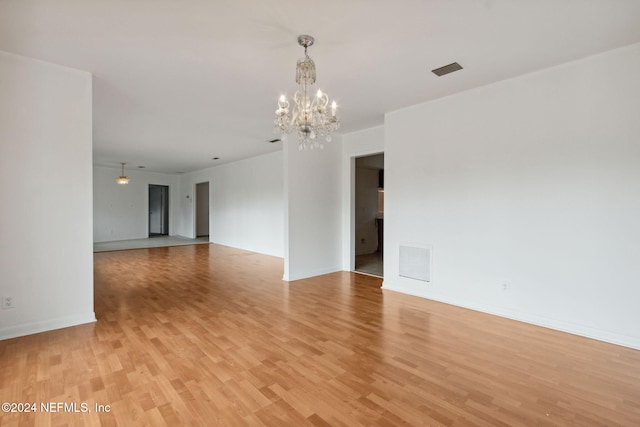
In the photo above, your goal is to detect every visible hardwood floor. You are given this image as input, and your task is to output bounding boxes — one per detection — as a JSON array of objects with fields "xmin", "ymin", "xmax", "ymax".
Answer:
[{"xmin": 1, "ymin": 244, "xmax": 639, "ymax": 426}]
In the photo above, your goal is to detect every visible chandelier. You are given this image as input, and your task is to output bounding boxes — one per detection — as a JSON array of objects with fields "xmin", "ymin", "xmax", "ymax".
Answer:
[
  {"xmin": 116, "ymin": 162, "xmax": 130, "ymax": 185},
  {"xmin": 274, "ymin": 35, "xmax": 340, "ymax": 150}
]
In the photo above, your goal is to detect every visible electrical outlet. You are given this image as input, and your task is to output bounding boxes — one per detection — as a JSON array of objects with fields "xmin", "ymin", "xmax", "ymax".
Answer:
[{"xmin": 3, "ymin": 296, "xmax": 15, "ymax": 309}]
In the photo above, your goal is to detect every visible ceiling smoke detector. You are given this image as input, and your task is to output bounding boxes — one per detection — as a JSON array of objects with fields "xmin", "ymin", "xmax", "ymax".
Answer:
[{"xmin": 432, "ymin": 62, "xmax": 463, "ymax": 77}]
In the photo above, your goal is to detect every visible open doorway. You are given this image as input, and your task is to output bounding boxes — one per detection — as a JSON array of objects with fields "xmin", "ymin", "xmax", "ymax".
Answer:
[
  {"xmin": 354, "ymin": 153, "xmax": 384, "ymax": 276},
  {"xmin": 195, "ymin": 182, "xmax": 210, "ymax": 238},
  {"xmin": 149, "ymin": 185, "xmax": 169, "ymax": 236}
]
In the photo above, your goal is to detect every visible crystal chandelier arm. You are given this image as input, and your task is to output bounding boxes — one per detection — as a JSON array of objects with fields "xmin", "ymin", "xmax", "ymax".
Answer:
[
  {"xmin": 314, "ymin": 90, "xmax": 329, "ymax": 113},
  {"xmin": 294, "ymin": 90, "xmax": 312, "ymax": 124},
  {"xmin": 277, "ymin": 94, "xmax": 289, "ymax": 110}
]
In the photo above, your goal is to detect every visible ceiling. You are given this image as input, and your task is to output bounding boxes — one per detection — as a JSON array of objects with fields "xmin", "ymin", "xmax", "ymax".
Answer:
[{"xmin": 2, "ymin": 0, "xmax": 640, "ymax": 173}]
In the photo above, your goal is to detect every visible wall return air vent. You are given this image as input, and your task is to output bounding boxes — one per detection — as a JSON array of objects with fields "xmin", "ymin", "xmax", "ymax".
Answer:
[{"xmin": 399, "ymin": 245, "xmax": 432, "ymax": 282}]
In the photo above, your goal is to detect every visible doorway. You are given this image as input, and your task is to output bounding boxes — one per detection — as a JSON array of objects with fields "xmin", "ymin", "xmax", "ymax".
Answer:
[
  {"xmin": 195, "ymin": 182, "xmax": 210, "ymax": 238},
  {"xmin": 149, "ymin": 185, "xmax": 169, "ymax": 236},
  {"xmin": 354, "ymin": 153, "xmax": 384, "ymax": 277}
]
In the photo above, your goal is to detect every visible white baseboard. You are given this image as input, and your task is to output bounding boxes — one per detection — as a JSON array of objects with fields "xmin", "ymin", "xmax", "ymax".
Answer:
[
  {"xmin": 0, "ymin": 312, "xmax": 97, "ymax": 341},
  {"xmin": 381, "ymin": 283, "xmax": 640, "ymax": 351},
  {"xmin": 283, "ymin": 265, "xmax": 343, "ymax": 282}
]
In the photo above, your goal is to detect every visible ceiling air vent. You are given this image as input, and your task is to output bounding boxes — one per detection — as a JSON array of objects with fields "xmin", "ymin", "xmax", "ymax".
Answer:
[{"xmin": 432, "ymin": 62, "xmax": 463, "ymax": 77}]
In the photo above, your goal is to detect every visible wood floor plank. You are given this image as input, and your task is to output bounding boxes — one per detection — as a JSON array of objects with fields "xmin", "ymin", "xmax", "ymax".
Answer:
[{"xmin": 1, "ymin": 243, "xmax": 640, "ymax": 426}]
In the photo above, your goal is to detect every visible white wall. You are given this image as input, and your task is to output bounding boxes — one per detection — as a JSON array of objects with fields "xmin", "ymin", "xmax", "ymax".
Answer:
[
  {"xmin": 179, "ymin": 151, "xmax": 284, "ymax": 258},
  {"xmin": 0, "ymin": 51, "xmax": 95, "ymax": 339},
  {"xmin": 284, "ymin": 137, "xmax": 343, "ymax": 281},
  {"xmin": 384, "ymin": 44, "xmax": 640, "ymax": 349},
  {"xmin": 93, "ymin": 166, "xmax": 181, "ymax": 242},
  {"xmin": 341, "ymin": 126, "xmax": 385, "ymax": 270}
]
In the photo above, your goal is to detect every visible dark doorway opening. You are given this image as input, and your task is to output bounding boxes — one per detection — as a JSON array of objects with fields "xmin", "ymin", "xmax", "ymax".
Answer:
[
  {"xmin": 195, "ymin": 182, "xmax": 210, "ymax": 238},
  {"xmin": 149, "ymin": 185, "xmax": 169, "ymax": 236},
  {"xmin": 354, "ymin": 153, "xmax": 384, "ymax": 277}
]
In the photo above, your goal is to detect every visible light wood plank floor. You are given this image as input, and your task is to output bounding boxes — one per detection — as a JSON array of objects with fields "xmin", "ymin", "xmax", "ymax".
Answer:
[{"xmin": 1, "ymin": 244, "xmax": 639, "ymax": 426}]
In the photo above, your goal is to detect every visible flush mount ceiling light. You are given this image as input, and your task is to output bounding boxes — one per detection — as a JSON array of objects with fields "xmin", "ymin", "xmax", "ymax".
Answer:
[
  {"xmin": 116, "ymin": 162, "xmax": 130, "ymax": 185},
  {"xmin": 274, "ymin": 35, "xmax": 340, "ymax": 151}
]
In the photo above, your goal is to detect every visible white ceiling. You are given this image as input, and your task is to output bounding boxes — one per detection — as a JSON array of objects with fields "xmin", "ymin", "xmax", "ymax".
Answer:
[{"xmin": 2, "ymin": 0, "xmax": 640, "ymax": 173}]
